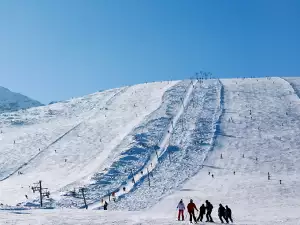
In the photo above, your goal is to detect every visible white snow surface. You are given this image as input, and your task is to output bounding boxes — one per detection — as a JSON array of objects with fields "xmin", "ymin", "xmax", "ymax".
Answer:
[{"xmin": 0, "ymin": 78, "xmax": 300, "ymax": 225}]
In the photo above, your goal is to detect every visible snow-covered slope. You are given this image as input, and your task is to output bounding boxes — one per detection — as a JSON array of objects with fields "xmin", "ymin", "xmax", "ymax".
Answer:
[
  {"xmin": 0, "ymin": 78, "xmax": 300, "ymax": 225},
  {"xmin": 148, "ymin": 77, "xmax": 300, "ymax": 225},
  {"xmin": 0, "ymin": 81, "xmax": 178, "ymax": 206},
  {"xmin": 0, "ymin": 86, "xmax": 42, "ymax": 113}
]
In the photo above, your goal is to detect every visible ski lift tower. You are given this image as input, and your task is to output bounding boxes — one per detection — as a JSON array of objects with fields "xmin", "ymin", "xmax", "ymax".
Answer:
[{"xmin": 31, "ymin": 180, "xmax": 50, "ymax": 207}]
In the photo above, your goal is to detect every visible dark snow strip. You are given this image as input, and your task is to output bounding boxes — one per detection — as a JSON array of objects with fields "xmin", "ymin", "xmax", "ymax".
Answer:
[
  {"xmin": 83, "ymin": 81, "xmax": 193, "ymax": 209},
  {"xmin": 108, "ymin": 80, "xmax": 222, "ymax": 210}
]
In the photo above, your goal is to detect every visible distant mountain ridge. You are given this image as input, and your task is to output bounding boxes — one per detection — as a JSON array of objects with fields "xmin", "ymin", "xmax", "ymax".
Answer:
[{"xmin": 0, "ymin": 86, "xmax": 43, "ymax": 113}]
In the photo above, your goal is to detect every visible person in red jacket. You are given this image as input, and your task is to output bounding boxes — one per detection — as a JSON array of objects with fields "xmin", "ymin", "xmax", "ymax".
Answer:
[{"xmin": 187, "ymin": 199, "xmax": 198, "ymax": 223}]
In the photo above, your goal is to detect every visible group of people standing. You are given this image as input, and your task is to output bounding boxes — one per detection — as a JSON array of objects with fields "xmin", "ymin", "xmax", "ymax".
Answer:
[{"xmin": 177, "ymin": 199, "xmax": 233, "ymax": 224}]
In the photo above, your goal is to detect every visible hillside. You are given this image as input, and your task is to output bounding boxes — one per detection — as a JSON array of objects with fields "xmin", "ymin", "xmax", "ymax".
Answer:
[
  {"xmin": 0, "ymin": 81, "xmax": 178, "ymax": 205},
  {"xmin": 0, "ymin": 86, "xmax": 43, "ymax": 113},
  {"xmin": 0, "ymin": 78, "xmax": 299, "ymax": 225}
]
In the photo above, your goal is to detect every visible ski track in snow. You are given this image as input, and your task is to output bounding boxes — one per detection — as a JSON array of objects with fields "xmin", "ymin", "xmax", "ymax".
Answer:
[{"xmin": 0, "ymin": 122, "xmax": 82, "ymax": 181}]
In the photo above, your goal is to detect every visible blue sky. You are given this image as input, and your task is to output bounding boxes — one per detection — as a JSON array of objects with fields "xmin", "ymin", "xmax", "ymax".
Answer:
[{"xmin": 0, "ymin": 0, "xmax": 299, "ymax": 103}]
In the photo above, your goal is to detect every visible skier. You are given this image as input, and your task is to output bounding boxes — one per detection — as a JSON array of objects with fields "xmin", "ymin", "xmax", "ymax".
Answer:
[
  {"xmin": 103, "ymin": 201, "xmax": 108, "ymax": 210},
  {"xmin": 112, "ymin": 192, "xmax": 116, "ymax": 202},
  {"xmin": 71, "ymin": 189, "xmax": 76, "ymax": 197},
  {"xmin": 177, "ymin": 199, "xmax": 185, "ymax": 221},
  {"xmin": 197, "ymin": 204, "xmax": 206, "ymax": 222},
  {"xmin": 225, "ymin": 205, "xmax": 233, "ymax": 223},
  {"xmin": 205, "ymin": 200, "xmax": 214, "ymax": 222},
  {"xmin": 187, "ymin": 199, "xmax": 198, "ymax": 223},
  {"xmin": 218, "ymin": 204, "xmax": 228, "ymax": 223}
]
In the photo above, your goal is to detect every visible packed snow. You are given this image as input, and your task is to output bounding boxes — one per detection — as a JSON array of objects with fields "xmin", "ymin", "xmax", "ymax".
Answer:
[{"xmin": 0, "ymin": 78, "xmax": 300, "ymax": 224}]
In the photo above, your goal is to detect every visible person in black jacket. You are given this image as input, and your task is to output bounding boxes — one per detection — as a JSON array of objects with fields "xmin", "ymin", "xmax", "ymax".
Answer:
[
  {"xmin": 218, "ymin": 204, "xmax": 228, "ymax": 223},
  {"xmin": 205, "ymin": 200, "xmax": 214, "ymax": 222},
  {"xmin": 197, "ymin": 204, "xmax": 206, "ymax": 222},
  {"xmin": 225, "ymin": 205, "xmax": 233, "ymax": 223},
  {"xmin": 103, "ymin": 201, "xmax": 108, "ymax": 210}
]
